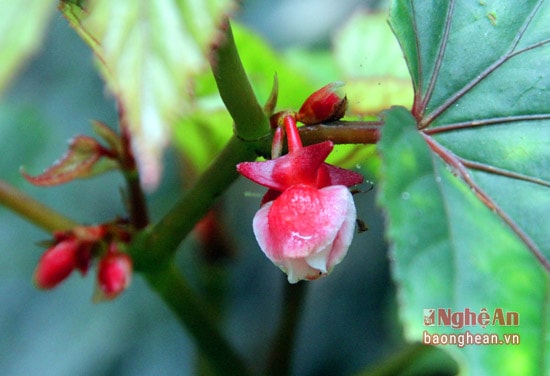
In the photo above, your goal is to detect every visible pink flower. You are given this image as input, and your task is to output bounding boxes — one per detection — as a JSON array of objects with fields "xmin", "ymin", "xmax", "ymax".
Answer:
[{"xmin": 237, "ymin": 115, "xmax": 362, "ymax": 283}]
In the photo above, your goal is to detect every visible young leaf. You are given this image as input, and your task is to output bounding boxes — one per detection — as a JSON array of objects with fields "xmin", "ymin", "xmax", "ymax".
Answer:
[
  {"xmin": 59, "ymin": 0, "xmax": 236, "ymax": 190},
  {"xmin": 21, "ymin": 136, "xmax": 118, "ymax": 186},
  {"xmin": 380, "ymin": 1, "xmax": 550, "ymax": 375},
  {"xmin": 91, "ymin": 120, "xmax": 123, "ymax": 158}
]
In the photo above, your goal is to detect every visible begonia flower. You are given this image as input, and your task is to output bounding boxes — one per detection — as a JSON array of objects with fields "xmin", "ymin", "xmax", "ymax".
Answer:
[{"xmin": 237, "ymin": 115, "xmax": 362, "ymax": 283}]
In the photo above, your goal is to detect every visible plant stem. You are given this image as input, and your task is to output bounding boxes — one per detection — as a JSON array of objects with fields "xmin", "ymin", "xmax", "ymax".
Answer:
[
  {"xmin": 118, "ymin": 103, "xmax": 150, "ymax": 230},
  {"xmin": 145, "ymin": 260, "xmax": 252, "ymax": 376},
  {"xmin": 299, "ymin": 121, "xmax": 382, "ymax": 146},
  {"xmin": 123, "ymin": 169, "xmax": 149, "ymax": 229},
  {"xmin": 0, "ymin": 180, "xmax": 78, "ymax": 232},
  {"xmin": 133, "ymin": 136, "xmax": 261, "ymax": 269},
  {"xmin": 266, "ymin": 280, "xmax": 308, "ymax": 376},
  {"xmin": 210, "ymin": 20, "xmax": 271, "ymax": 141}
]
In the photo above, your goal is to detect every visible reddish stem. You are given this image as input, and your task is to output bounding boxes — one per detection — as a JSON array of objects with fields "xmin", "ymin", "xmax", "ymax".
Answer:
[{"xmin": 271, "ymin": 126, "xmax": 284, "ymax": 158}]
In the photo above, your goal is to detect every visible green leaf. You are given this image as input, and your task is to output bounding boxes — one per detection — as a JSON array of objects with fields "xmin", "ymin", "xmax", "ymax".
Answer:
[
  {"xmin": 60, "ymin": 0, "xmax": 236, "ymax": 189},
  {"xmin": 380, "ymin": 1, "xmax": 550, "ymax": 374},
  {"xmin": 91, "ymin": 120, "xmax": 123, "ymax": 158},
  {"xmin": 0, "ymin": 0, "xmax": 56, "ymax": 96},
  {"xmin": 379, "ymin": 106, "xmax": 549, "ymax": 375},
  {"xmin": 21, "ymin": 135, "xmax": 118, "ymax": 186}
]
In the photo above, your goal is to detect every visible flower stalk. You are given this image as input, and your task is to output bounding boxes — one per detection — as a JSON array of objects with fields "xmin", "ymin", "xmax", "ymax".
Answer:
[{"xmin": 0, "ymin": 179, "xmax": 78, "ymax": 232}]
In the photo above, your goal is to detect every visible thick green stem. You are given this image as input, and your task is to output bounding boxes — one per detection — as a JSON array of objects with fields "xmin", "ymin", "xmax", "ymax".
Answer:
[
  {"xmin": 145, "ymin": 260, "xmax": 252, "ymax": 376},
  {"xmin": 211, "ymin": 20, "xmax": 271, "ymax": 141},
  {"xmin": 266, "ymin": 280, "xmax": 308, "ymax": 376},
  {"xmin": 133, "ymin": 18, "xmax": 274, "ymax": 267},
  {"xmin": 133, "ymin": 136, "xmax": 262, "ymax": 270},
  {"xmin": 0, "ymin": 180, "xmax": 78, "ymax": 232}
]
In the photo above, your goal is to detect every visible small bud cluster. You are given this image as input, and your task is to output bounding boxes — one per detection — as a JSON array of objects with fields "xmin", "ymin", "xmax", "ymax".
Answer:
[{"xmin": 34, "ymin": 224, "xmax": 132, "ymax": 301}]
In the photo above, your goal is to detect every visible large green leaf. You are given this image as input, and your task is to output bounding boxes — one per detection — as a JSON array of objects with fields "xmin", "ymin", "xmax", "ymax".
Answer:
[
  {"xmin": 379, "ymin": 1, "xmax": 550, "ymax": 374},
  {"xmin": 60, "ymin": 0, "xmax": 236, "ymax": 189},
  {"xmin": 0, "ymin": 0, "xmax": 56, "ymax": 96}
]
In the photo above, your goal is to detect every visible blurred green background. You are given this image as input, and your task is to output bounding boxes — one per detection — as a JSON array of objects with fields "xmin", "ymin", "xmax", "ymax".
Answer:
[{"xmin": 0, "ymin": 1, "xmax": 448, "ymax": 375}]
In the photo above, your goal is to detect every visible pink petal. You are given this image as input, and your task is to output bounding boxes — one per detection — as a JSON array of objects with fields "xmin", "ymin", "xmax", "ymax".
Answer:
[
  {"xmin": 253, "ymin": 184, "xmax": 356, "ymax": 283},
  {"xmin": 326, "ymin": 186, "xmax": 357, "ymax": 270},
  {"xmin": 237, "ymin": 142, "xmax": 334, "ymax": 190},
  {"xmin": 323, "ymin": 164, "xmax": 364, "ymax": 187},
  {"xmin": 268, "ymin": 185, "xmax": 348, "ymax": 258},
  {"xmin": 237, "ymin": 160, "xmax": 285, "ymax": 191}
]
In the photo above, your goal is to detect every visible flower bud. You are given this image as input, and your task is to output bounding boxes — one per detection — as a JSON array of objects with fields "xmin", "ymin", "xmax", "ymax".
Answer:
[
  {"xmin": 96, "ymin": 250, "xmax": 132, "ymax": 301},
  {"xmin": 34, "ymin": 239, "xmax": 79, "ymax": 289},
  {"xmin": 296, "ymin": 82, "xmax": 347, "ymax": 125}
]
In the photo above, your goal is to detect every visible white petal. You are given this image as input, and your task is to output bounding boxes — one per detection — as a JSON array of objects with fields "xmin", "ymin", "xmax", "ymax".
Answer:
[
  {"xmin": 283, "ymin": 258, "xmax": 319, "ymax": 283},
  {"xmin": 326, "ymin": 187, "xmax": 356, "ymax": 270},
  {"xmin": 304, "ymin": 243, "xmax": 332, "ymax": 273},
  {"xmin": 252, "ymin": 201, "xmax": 280, "ymax": 261}
]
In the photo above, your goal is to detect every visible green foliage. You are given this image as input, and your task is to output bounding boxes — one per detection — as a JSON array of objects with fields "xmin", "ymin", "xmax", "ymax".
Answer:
[
  {"xmin": 380, "ymin": 1, "xmax": 550, "ymax": 374},
  {"xmin": 0, "ymin": 0, "xmax": 548, "ymax": 375},
  {"xmin": 379, "ymin": 107, "xmax": 548, "ymax": 375},
  {"xmin": 60, "ymin": 0, "xmax": 237, "ymax": 189}
]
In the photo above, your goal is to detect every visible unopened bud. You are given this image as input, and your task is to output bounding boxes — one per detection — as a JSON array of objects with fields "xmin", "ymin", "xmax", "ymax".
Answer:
[
  {"xmin": 296, "ymin": 82, "xmax": 347, "ymax": 125},
  {"xmin": 96, "ymin": 250, "xmax": 132, "ymax": 301},
  {"xmin": 34, "ymin": 239, "xmax": 79, "ymax": 289}
]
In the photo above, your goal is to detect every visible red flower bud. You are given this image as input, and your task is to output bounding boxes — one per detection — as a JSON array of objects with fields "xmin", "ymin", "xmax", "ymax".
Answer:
[
  {"xmin": 296, "ymin": 82, "xmax": 347, "ymax": 125},
  {"xmin": 96, "ymin": 250, "xmax": 132, "ymax": 301},
  {"xmin": 34, "ymin": 239, "xmax": 79, "ymax": 289}
]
